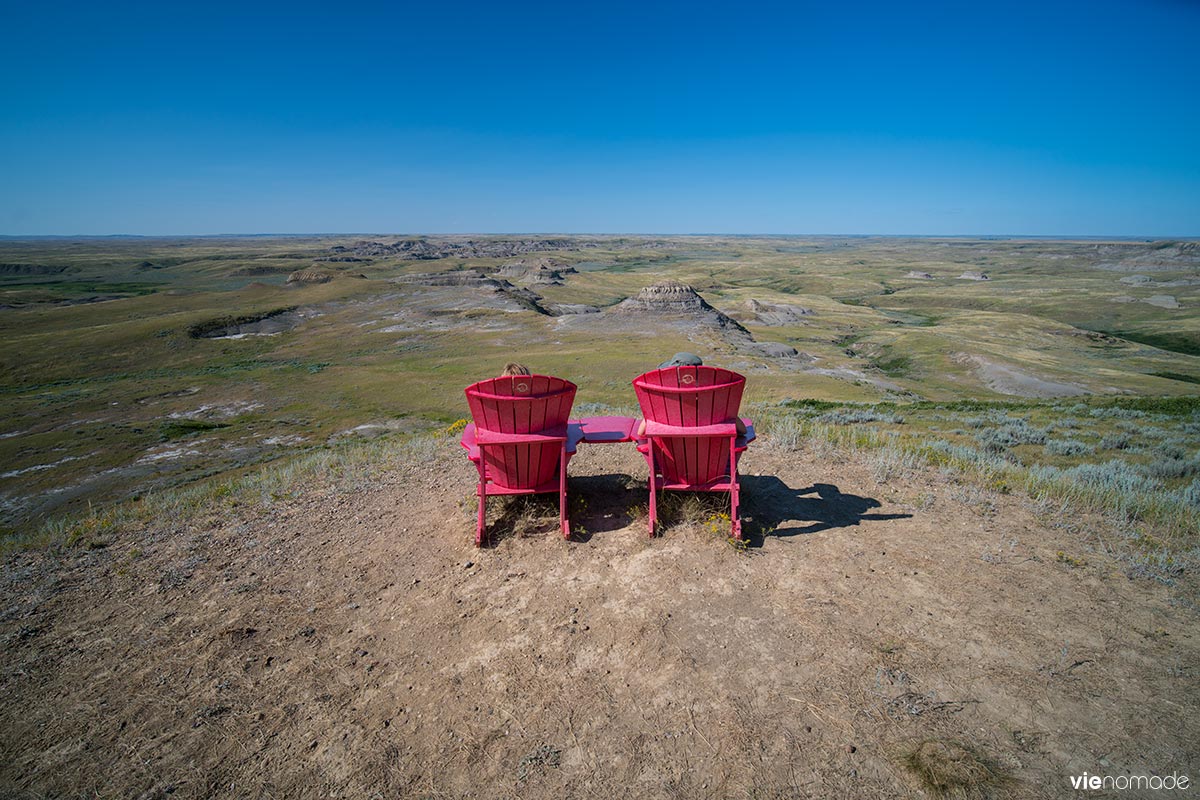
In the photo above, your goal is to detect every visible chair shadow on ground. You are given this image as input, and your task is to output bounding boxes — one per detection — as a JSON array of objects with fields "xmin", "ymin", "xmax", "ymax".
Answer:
[
  {"xmin": 482, "ymin": 475, "xmax": 910, "ymax": 547},
  {"xmin": 739, "ymin": 476, "xmax": 912, "ymax": 547},
  {"xmin": 485, "ymin": 473, "xmax": 637, "ymax": 545}
]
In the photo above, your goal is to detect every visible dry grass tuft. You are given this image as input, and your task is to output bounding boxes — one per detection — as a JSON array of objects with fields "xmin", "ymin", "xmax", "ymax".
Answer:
[{"xmin": 899, "ymin": 738, "xmax": 1005, "ymax": 798}]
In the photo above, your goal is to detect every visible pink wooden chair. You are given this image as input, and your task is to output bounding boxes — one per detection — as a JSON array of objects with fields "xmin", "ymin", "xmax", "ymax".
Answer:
[
  {"xmin": 460, "ymin": 375, "xmax": 580, "ymax": 546},
  {"xmin": 632, "ymin": 366, "xmax": 755, "ymax": 540}
]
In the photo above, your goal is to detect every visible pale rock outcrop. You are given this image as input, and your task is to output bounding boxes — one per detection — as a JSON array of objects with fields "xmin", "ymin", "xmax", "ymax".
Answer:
[
  {"xmin": 286, "ymin": 269, "xmax": 332, "ymax": 285},
  {"xmin": 611, "ymin": 281, "xmax": 748, "ymax": 333},
  {"xmin": 743, "ymin": 299, "xmax": 814, "ymax": 325}
]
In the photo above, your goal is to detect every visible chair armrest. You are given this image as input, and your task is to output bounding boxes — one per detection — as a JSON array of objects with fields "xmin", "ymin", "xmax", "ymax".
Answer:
[
  {"xmin": 643, "ymin": 420, "xmax": 739, "ymax": 438},
  {"xmin": 464, "ymin": 423, "xmax": 576, "ymax": 458},
  {"xmin": 460, "ymin": 423, "xmax": 480, "ymax": 459},
  {"xmin": 473, "ymin": 424, "xmax": 570, "ymax": 445}
]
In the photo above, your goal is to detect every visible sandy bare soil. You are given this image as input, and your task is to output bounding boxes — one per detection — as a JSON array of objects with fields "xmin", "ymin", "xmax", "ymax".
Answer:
[{"xmin": 2, "ymin": 438, "xmax": 1198, "ymax": 799}]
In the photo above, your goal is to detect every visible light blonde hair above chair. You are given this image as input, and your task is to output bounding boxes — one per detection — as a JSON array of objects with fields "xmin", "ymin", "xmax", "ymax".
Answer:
[{"xmin": 501, "ymin": 362, "xmax": 531, "ymax": 376}]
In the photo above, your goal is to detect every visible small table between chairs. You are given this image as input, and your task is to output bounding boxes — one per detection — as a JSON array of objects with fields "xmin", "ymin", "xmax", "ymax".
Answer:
[{"xmin": 572, "ymin": 415, "xmax": 638, "ymax": 445}]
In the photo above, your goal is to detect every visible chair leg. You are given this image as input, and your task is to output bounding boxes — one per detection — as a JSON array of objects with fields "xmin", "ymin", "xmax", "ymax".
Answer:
[
  {"xmin": 729, "ymin": 438, "xmax": 742, "ymax": 541},
  {"xmin": 647, "ymin": 445, "xmax": 657, "ymax": 537},
  {"xmin": 475, "ymin": 459, "xmax": 488, "ymax": 547},
  {"xmin": 559, "ymin": 446, "xmax": 570, "ymax": 540}
]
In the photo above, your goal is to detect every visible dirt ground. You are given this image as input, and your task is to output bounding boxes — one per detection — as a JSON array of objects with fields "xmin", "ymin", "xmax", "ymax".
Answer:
[{"xmin": 1, "ymin": 437, "xmax": 1198, "ymax": 799}]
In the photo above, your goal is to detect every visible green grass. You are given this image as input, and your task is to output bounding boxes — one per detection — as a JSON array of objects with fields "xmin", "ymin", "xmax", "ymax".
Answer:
[
  {"xmin": 871, "ymin": 355, "xmax": 914, "ymax": 377},
  {"xmin": 1152, "ymin": 371, "xmax": 1200, "ymax": 386},
  {"xmin": 158, "ymin": 419, "xmax": 230, "ymax": 440},
  {"xmin": 0, "ymin": 279, "xmax": 163, "ymax": 304},
  {"xmin": 1102, "ymin": 329, "xmax": 1200, "ymax": 357}
]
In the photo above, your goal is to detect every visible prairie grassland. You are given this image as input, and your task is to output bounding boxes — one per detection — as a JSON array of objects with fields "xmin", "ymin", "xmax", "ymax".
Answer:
[
  {"xmin": 755, "ymin": 396, "xmax": 1200, "ymax": 544},
  {"xmin": 1, "ymin": 235, "xmax": 1197, "ymax": 543}
]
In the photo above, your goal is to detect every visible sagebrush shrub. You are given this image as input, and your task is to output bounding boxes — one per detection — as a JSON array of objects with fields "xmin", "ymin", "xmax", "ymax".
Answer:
[{"xmin": 1045, "ymin": 438, "xmax": 1095, "ymax": 457}]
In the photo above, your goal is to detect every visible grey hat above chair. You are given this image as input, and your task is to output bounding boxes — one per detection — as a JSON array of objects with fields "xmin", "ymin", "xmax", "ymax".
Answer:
[{"xmin": 658, "ymin": 352, "xmax": 704, "ymax": 368}]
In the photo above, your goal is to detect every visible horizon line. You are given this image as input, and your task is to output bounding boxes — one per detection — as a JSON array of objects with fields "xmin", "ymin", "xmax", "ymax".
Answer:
[{"xmin": 2, "ymin": 232, "xmax": 1199, "ymax": 240}]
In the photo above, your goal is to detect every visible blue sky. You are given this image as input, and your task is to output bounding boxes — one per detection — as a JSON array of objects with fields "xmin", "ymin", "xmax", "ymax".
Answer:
[{"xmin": 2, "ymin": 0, "xmax": 1198, "ymax": 235}]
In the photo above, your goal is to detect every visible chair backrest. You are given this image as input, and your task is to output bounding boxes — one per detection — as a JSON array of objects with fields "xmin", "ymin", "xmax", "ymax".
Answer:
[
  {"xmin": 633, "ymin": 366, "xmax": 745, "ymax": 427},
  {"xmin": 464, "ymin": 375, "xmax": 577, "ymax": 489},
  {"xmin": 632, "ymin": 366, "xmax": 745, "ymax": 485}
]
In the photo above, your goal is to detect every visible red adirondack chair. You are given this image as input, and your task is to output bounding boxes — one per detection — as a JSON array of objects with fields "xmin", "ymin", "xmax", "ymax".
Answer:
[
  {"xmin": 461, "ymin": 375, "xmax": 580, "ymax": 546},
  {"xmin": 632, "ymin": 366, "xmax": 755, "ymax": 539}
]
